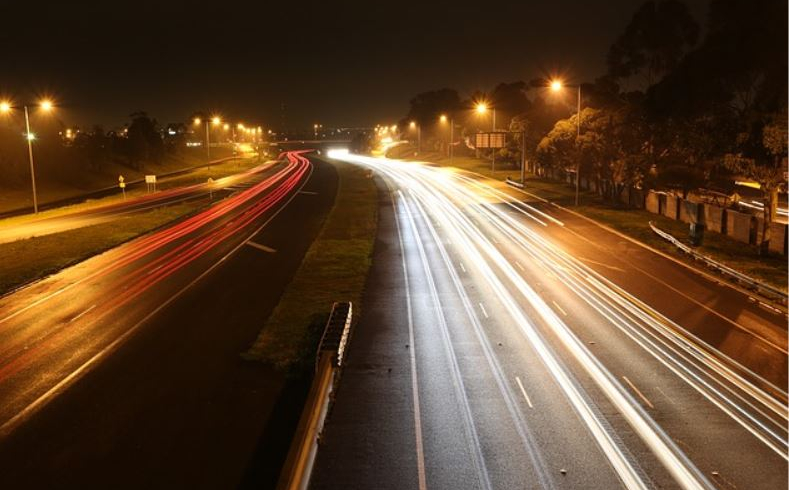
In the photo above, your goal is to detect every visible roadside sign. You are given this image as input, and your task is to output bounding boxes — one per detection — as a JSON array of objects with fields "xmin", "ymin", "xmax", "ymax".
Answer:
[
  {"xmin": 145, "ymin": 174, "xmax": 157, "ymax": 193},
  {"xmin": 474, "ymin": 132, "xmax": 507, "ymax": 149},
  {"xmin": 207, "ymin": 177, "xmax": 214, "ymax": 200},
  {"xmin": 119, "ymin": 175, "xmax": 127, "ymax": 199},
  {"xmin": 118, "ymin": 175, "xmax": 125, "ymax": 183}
]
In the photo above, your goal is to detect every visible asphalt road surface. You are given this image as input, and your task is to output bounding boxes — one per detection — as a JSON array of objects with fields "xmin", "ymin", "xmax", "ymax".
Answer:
[
  {"xmin": 0, "ymin": 151, "xmax": 338, "ymax": 488},
  {"xmin": 312, "ymin": 152, "xmax": 787, "ymax": 490}
]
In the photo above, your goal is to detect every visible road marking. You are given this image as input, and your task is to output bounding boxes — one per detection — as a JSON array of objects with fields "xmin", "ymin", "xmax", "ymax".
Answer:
[
  {"xmin": 459, "ymin": 262, "xmax": 466, "ymax": 273},
  {"xmin": 69, "ymin": 304, "xmax": 96, "ymax": 323},
  {"xmin": 298, "ymin": 190, "xmax": 318, "ymax": 195},
  {"xmin": 515, "ymin": 261, "xmax": 525, "ymax": 271},
  {"xmin": 479, "ymin": 302, "xmax": 489, "ymax": 318},
  {"xmin": 393, "ymin": 193, "xmax": 428, "ymax": 490},
  {"xmin": 0, "ymin": 162, "xmax": 315, "ymax": 439},
  {"xmin": 246, "ymin": 241, "xmax": 276, "ymax": 253},
  {"xmin": 515, "ymin": 376, "xmax": 534, "ymax": 408},
  {"xmin": 622, "ymin": 376, "xmax": 654, "ymax": 409},
  {"xmin": 551, "ymin": 300, "xmax": 567, "ymax": 316},
  {"xmin": 578, "ymin": 256, "xmax": 625, "ymax": 273}
]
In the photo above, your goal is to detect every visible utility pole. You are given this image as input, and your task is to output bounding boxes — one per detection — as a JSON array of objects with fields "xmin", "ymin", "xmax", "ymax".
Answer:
[
  {"xmin": 492, "ymin": 108, "xmax": 497, "ymax": 172},
  {"xmin": 24, "ymin": 106, "xmax": 38, "ymax": 214},
  {"xmin": 449, "ymin": 118, "xmax": 454, "ymax": 165},
  {"xmin": 575, "ymin": 85, "xmax": 581, "ymax": 206},
  {"xmin": 520, "ymin": 129, "xmax": 526, "ymax": 184}
]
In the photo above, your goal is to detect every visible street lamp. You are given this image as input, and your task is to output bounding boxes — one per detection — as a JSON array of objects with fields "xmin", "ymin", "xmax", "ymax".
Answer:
[
  {"xmin": 550, "ymin": 79, "xmax": 582, "ymax": 206},
  {"xmin": 475, "ymin": 100, "xmax": 498, "ymax": 171},
  {"xmin": 193, "ymin": 114, "xmax": 221, "ymax": 162},
  {"xmin": 409, "ymin": 120, "xmax": 421, "ymax": 153},
  {"xmin": 439, "ymin": 114, "xmax": 455, "ymax": 164},
  {"xmin": 0, "ymin": 99, "xmax": 54, "ymax": 213}
]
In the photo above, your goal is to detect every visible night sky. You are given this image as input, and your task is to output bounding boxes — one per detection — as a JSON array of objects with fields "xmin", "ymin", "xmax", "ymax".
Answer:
[{"xmin": 2, "ymin": 0, "xmax": 708, "ymax": 130}]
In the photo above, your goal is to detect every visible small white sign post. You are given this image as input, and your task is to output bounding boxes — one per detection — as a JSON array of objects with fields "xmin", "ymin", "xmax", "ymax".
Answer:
[
  {"xmin": 145, "ymin": 174, "xmax": 157, "ymax": 193},
  {"xmin": 207, "ymin": 177, "xmax": 214, "ymax": 200},
  {"xmin": 118, "ymin": 175, "xmax": 126, "ymax": 199}
]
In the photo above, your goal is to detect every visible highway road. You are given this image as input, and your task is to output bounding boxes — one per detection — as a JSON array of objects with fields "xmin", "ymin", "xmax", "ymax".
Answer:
[
  {"xmin": 312, "ymin": 152, "xmax": 787, "ymax": 490},
  {"xmin": 0, "ymin": 157, "xmax": 270, "ymax": 244},
  {"xmin": 0, "ymin": 151, "xmax": 339, "ymax": 487}
]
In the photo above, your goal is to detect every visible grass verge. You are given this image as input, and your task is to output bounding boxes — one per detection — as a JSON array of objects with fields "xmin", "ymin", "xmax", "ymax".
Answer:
[
  {"xmin": 0, "ymin": 201, "xmax": 204, "ymax": 296},
  {"xmin": 244, "ymin": 159, "xmax": 378, "ymax": 372},
  {"xmin": 0, "ymin": 156, "xmax": 261, "ymax": 228},
  {"xmin": 400, "ymin": 149, "xmax": 787, "ymax": 292}
]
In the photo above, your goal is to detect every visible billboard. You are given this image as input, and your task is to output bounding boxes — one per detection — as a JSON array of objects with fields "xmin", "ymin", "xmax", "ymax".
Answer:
[{"xmin": 474, "ymin": 132, "xmax": 506, "ymax": 149}]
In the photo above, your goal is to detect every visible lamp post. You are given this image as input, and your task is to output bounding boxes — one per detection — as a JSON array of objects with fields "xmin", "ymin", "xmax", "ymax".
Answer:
[
  {"xmin": 1, "ymin": 99, "xmax": 54, "ymax": 214},
  {"xmin": 550, "ymin": 80, "xmax": 582, "ymax": 206},
  {"xmin": 439, "ymin": 114, "xmax": 453, "ymax": 161},
  {"xmin": 409, "ymin": 121, "xmax": 421, "ymax": 154},
  {"xmin": 476, "ymin": 102, "xmax": 497, "ymax": 171}
]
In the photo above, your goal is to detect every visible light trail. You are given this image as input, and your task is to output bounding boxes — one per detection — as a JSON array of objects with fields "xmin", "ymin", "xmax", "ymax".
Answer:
[
  {"xmin": 328, "ymin": 150, "xmax": 786, "ymax": 489},
  {"xmin": 0, "ymin": 152, "xmax": 312, "ymax": 385}
]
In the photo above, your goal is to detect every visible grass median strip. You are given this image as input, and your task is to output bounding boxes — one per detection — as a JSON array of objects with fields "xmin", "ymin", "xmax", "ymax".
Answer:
[
  {"xmin": 0, "ymin": 201, "xmax": 204, "ymax": 296},
  {"xmin": 245, "ymin": 159, "xmax": 378, "ymax": 371}
]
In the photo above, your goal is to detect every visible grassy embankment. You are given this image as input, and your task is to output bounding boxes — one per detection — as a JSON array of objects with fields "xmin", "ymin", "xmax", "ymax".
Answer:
[
  {"xmin": 390, "ymin": 146, "xmax": 787, "ymax": 291},
  {"xmin": 0, "ymin": 156, "xmax": 265, "ymax": 296},
  {"xmin": 245, "ymin": 159, "xmax": 378, "ymax": 372},
  {"xmin": 0, "ymin": 146, "xmax": 236, "ymax": 214},
  {"xmin": 0, "ymin": 202, "xmax": 202, "ymax": 296}
]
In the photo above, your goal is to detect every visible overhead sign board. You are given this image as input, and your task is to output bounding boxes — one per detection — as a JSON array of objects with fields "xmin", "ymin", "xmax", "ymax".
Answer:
[{"xmin": 474, "ymin": 132, "xmax": 507, "ymax": 149}]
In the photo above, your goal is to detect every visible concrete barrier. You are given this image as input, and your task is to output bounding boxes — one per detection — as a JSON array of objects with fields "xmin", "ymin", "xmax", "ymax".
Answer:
[
  {"xmin": 726, "ymin": 210, "xmax": 755, "ymax": 244},
  {"xmin": 679, "ymin": 199, "xmax": 702, "ymax": 224},
  {"xmin": 646, "ymin": 191, "xmax": 660, "ymax": 214},
  {"xmin": 663, "ymin": 195, "xmax": 680, "ymax": 220},
  {"xmin": 704, "ymin": 205, "xmax": 726, "ymax": 234},
  {"xmin": 769, "ymin": 222, "xmax": 788, "ymax": 255}
]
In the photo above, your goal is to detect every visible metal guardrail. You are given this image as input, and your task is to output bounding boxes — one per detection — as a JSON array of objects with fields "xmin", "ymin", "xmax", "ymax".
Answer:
[
  {"xmin": 649, "ymin": 221, "xmax": 787, "ymax": 306},
  {"xmin": 277, "ymin": 302, "xmax": 353, "ymax": 490},
  {"xmin": 505, "ymin": 177, "xmax": 525, "ymax": 189}
]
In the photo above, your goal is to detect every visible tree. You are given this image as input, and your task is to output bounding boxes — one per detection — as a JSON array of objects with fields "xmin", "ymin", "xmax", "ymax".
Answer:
[
  {"xmin": 404, "ymin": 88, "xmax": 461, "ymax": 126},
  {"xmin": 126, "ymin": 112, "xmax": 164, "ymax": 169},
  {"xmin": 607, "ymin": 0, "xmax": 700, "ymax": 89}
]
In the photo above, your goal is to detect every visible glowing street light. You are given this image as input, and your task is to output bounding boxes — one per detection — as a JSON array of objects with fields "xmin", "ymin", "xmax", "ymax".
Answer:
[
  {"xmin": 193, "ymin": 117, "xmax": 202, "ymax": 125},
  {"xmin": 211, "ymin": 116, "xmax": 221, "ymax": 125},
  {"xmin": 548, "ymin": 78, "xmax": 582, "ymax": 206},
  {"xmin": 439, "ymin": 114, "xmax": 448, "ymax": 123},
  {"xmin": 475, "ymin": 102, "xmax": 488, "ymax": 114},
  {"xmin": 0, "ymin": 99, "xmax": 56, "ymax": 213},
  {"xmin": 409, "ymin": 120, "xmax": 421, "ymax": 153}
]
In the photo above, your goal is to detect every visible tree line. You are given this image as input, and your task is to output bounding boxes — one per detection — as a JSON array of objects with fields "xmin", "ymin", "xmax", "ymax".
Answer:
[
  {"xmin": 0, "ymin": 112, "xmax": 190, "ymax": 187},
  {"xmin": 398, "ymin": 0, "xmax": 787, "ymax": 254}
]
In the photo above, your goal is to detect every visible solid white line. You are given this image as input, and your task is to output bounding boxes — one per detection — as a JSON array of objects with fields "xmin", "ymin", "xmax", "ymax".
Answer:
[
  {"xmin": 0, "ymin": 163, "xmax": 314, "ymax": 438},
  {"xmin": 298, "ymin": 190, "xmax": 318, "ymax": 195},
  {"xmin": 515, "ymin": 261, "xmax": 525, "ymax": 272},
  {"xmin": 69, "ymin": 304, "xmax": 96, "ymax": 323},
  {"xmin": 392, "ymin": 192, "xmax": 428, "ymax": 490},
  {"xmin": 459, "ymin": 262, "xmax": 467, "ymax": 273},
  {"xmin": 623, "ymin": 376, "xmax": 655, "ymax": 410},
  {"xmin": 479, "ymin": 302, "xmax": 489, "ymax": 319},
  {"xmin": 551, "ymin": 301, "xmax": 568, "ymax": 317},
  {"xmin": 246, "ymin": 241, "xmax": 276, "ymax": 253},
  {"xmin": 515, "ymin": 376, "xmax": 534, "ymax": 408}
]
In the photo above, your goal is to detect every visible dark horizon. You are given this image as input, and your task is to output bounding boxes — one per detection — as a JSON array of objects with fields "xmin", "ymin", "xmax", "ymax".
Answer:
[{"xmin": 1, "ymin": 0, "xmax": 708, "ymax": 130}]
